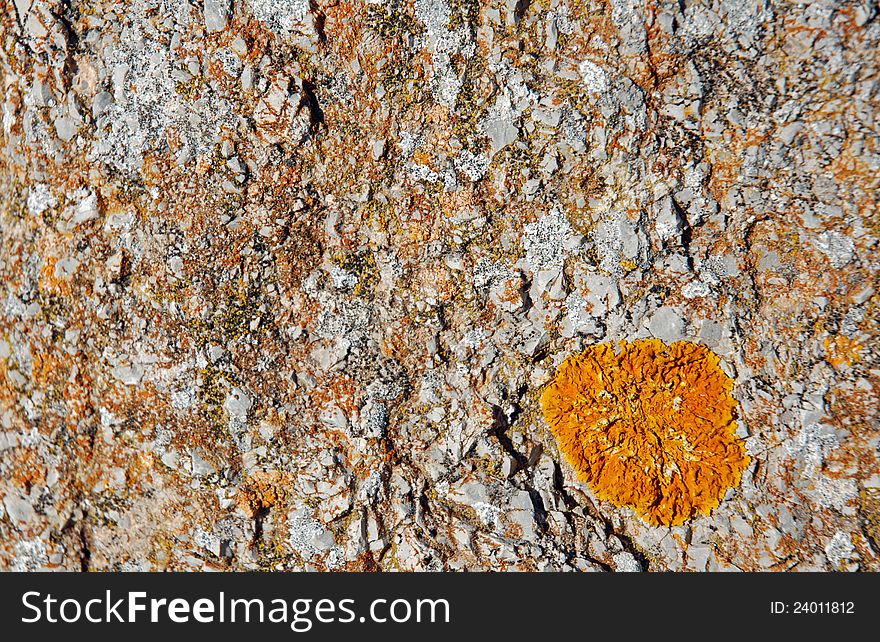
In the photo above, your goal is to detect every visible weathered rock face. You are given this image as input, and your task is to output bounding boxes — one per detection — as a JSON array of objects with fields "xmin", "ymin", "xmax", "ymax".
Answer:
[{"xmin": 0, "ymin": 0, "xmax": 877, "ymax": 572}]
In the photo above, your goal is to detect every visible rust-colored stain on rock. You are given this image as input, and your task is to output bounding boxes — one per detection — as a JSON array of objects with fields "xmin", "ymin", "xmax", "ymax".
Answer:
[{"xmin": 541, "ymin": 339, "xmax": 750, "ymax": 526}]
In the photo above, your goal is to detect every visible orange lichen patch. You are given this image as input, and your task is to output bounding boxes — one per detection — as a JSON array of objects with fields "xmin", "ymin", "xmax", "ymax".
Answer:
[
  {"xmin": 380, "ymin": 317, "xmax": 417, "ymax": 362},
  {"xmin": 236, "ymin": 472, "xmax": 290, "ymax": 518},
  {"xmin": 313, "ymin": 374, "xmax": 359, "ymax": 417},
  {"xmin": 5, "ymin": 447, "xmax": 48, "ymax": 489},
  {"xmin": 541, "ymin": 339, "xmax": 750, "ymax": 526},
  {"xmin": 38, "ymin": 255, "xmax": 77, "ymax": 298},
  {"xmin": 824, "ymin": 335, "xmax": 863, "ymax": 369},
  {"xmin": 31, "ymin": 350, "xmax": 67, "ymax": 390}
]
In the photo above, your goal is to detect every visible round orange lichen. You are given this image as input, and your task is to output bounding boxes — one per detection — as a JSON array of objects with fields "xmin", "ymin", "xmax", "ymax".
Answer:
[{"xmin": 541, "ymin": 339, "xmax": 750, "ymax": 526}]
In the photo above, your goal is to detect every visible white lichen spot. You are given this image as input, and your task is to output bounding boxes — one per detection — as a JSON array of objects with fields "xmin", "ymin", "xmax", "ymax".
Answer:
[
  {"xmin": 681, "ymin": 280, "xmax": 711, "ymax": 299},
  {"xmin": 564, "ymin": 291, "xmax": 590, "ymax": 323},
  {"xmin": 27, "ymin": 183, "xmax": 57, "ymax": 216},
  {"xmin": 409, "ymin": 163, "xmax": 440, "ymax": 183},
  {"xmin": 785, "ymin": 423, "xmax": 839, "ymax": 477},
  {"xmin": 12, "ymin": 538, "xmax": 47, "ymax": 571},
  {"xmin": 397, "ymin": 131, "xmax": 424, "ymax": 159},
  {"xmin": 472, "ymin": 501, "xmax": 503, "ymax": 531},
  {"xmin": 814, "ymin": 231, "xmax": 855, "ymax": 268},
  {"xmin": 193, "ymin": 528, "xmax": 222, "ymax": 556},
  {"xmin": 171, "ymin": 387, "xmax": 196, "ymax": 410},
  {"xmin": 594, "ymin": 216, "xmax": 625, "ymax": 276},
  {"xmin": 329, "ymin": 264, "xmax": 358, "ymax": 290},
  {"xmin": 472, "ymin": 257, "xmax": 512, "ymax": 289},
  {"xmin": 288, "ymin": 505, "xmax": 342, "ymax": 567},
  {"xmin": 90, "ymin": 0, "xmax": 236, "ymax": 173},
  {"xmin": 523, "ymin": 207, "xmax": 580, "ymax": 272},
  {"xmin": 578, "ymin": 59, "xmax": 609, "ymax": 93},
  {"xmin": 787, "ymin": 423, "xmax": 858, "ymax": 510},
  {"xmin": 613, "ymin": 551, "xmax": 642, "ymax": 572},
  {"xmin": 454, "ymin": 149, "xmax": 490, "ymax": 181},
  {"xmin": 414, "ymin": 0, "xmax": 475, "ymax": 108},
  {"xmin": 825, "ymin": 531, "xmax": 857, "ymax": 568},
  {"xmin": 250, "ymin": 0, "xmax": 316, "ymax": 37},
  {"xmin": 808, "ymin": 475, "xmax": 858, "ymax": 512},
  {"xmin": 550, "ymin": 3, "xmax": 575, "ymax": 34}
]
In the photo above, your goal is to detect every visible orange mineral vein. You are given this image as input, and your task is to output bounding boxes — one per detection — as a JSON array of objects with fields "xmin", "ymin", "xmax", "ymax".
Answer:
[{"xmin": 541, "ymin": 339, "xmax": 750, "ymax": 526}]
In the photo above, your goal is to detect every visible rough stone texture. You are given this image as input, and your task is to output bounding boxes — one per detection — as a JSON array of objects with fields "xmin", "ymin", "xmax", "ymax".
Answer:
[{"xmin": 0, "ymin": 0, "xmax": 877, "ymax": 572}]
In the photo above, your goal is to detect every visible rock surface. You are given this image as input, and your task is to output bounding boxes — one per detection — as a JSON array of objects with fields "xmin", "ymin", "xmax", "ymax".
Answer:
[{"xmin": 0, "ymin": 0, "xmax": 877, "ymax": 572}]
